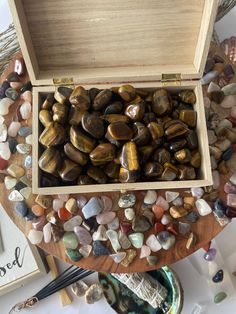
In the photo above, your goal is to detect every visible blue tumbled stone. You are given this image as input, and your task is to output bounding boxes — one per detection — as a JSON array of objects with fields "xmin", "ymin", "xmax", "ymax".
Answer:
[
  {"xmin": 24, "ymin": 155, "xmax": 32, "ymax": 169},
  {"xmin": 186, "ymin": 211, "xmax": 199, "ymax": 223},
  {"xmin": 214, "ymin": 198, "xmax": 227, "ymax": 213},
  {"xmin": 8, "ymin": 137, "xmax": 18, "ymax": 154},
  {"xmin": 222, "ymin": 147, "xmax": 233, "ymax": 161},
  {"xmin": 18, "ymin": 126, "xmax": 32, "ymax": 137},
  {"xmin": 5, "ymin": 88, "xmax": 19, "ymax": 101},
  {"xmin": 92, "ymin": 240, "xmax": 111, "ymax": 256},
  {"xmin": 15, "ymin": 201, "xmax": 28, "ymax": 217},
  {"xmin": 212, "ymin": 269, "xmax": 224, "ymax": 283},
  {"xmin": 82, "ymin": 197, "xmax": 103, "ymax": 219}
]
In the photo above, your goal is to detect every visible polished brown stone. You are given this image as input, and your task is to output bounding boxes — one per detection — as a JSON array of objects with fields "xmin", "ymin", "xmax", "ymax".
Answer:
[
  {"xmin": 41, "ymin": 93, "xmax": 54, "ymax": 109},
  {"xmin": 58, "ymin": 159, "xmax": 82, "ymax": 181},
  {"xmin": 190, "ymin": 151, "xmax": 201, "ymax": 168},
  {"xmin": 118, "ymin": 85, "xmax": 136, "ymax": 102},
  {"xmin": 39, "ymin": 109, "xmax": 53, "ymax": 127},
  {"xmin": 87, "ymin": 166, "xmax": 108, "ymax": 184},
  {"xmin": 152, "ymin": 89, "xmax": 172, "ymax": 116},
  {"xmin": 88, "ymin": 88, "xmax": 100, "ymax": 102},
  {"xmin": 168, "ymin": 139, "xmax": 187, "ymax": 152},
  {"xmin": 64, "ymin": 143, "xmax": 89, "ymax": 166},
  {"xmin": 121, "ymin": 141, "xmax": 139, "ymax": 171},
  {"xmin": 70, "ymin": 126, "xmax": 96, "ymax": 153},
  {"xmin": 179, "ymin": 90, "xmax": 196, "ymax": 105},
  {"xmin": 39, "ymin": 147, "xmax": 62, "ymax": 175},
  {"xmin": 39, "ymin": 122, "xmax": 66, "ymax": 147},
  {"xmin": 132, "ymin": 122, "xmax": 151, "ymax": 146},
  {"xmin": 77, "ymin": 175, "xmax": 96, "ymax": 185},
  {"xmin": 186, "ymin": 130, "xmax": 198, "ymax": 150},
  {"xmin": 101, "ymin": 114, "xmax": 130, "ymax": 124},
  {"xmin": 119, "ymin": 167, "xmax": 139, "ymax": 183},
  {"xmin": 174, "ymin": 149, "xmax": 192, "ymax": 163},
  {"xmin": 143, "ymin": 112, "xmax": 156, "ymax": 125},
  {"xmin": 69, "ymin": 86, "xmax": 90, "ymax": 109},
  {"xmin": 104, "ymin": 101, "xmax": 123, "ymax": 115},
  {"xmin": 54, "ymin": 86, "xmax": 73, "ymax": 105},
  {"xmin": 90, "ymin": 143, "xmax": 116, "ymax": 166},
  {"xmin": 124, "ymin": 103, "xmax": 145, "ymax": 121},
  {"xmin": 81, "ymin": 112, "xmax": 105, "ymax": 139},
  {"xmin": 165, "ymin": 122, "xmax": 189, "ymax": 140},
  {"xmin": 179, "ymin": 110, "xmax": 197, "ymax": 128},
  {"xmin": 104, "ymin": 161, "xmax": 120, "ymax": 179},
  {"xmin": 147, "ymin": 122, "xmax": 164, "ymax": 140},
  {"xmin": 93, "ymin": 89, "xmax": 112, "ymax": 110},
  {"xmin": 107, "ymin": 122, "xmax": 133, "ymax": 140},
  {"xmin": 144, "ymin": 162, "xmax": 163, "ymax": 177},
  {"xmin": 178, "ymin": 165, "xmax": 196, "ymax": 180},
  {"xmin": 52, "ymin": 102, "xmax": 68, "ymax": 124},
  {"xmin": 161, "ymin": 164, "xmax": 178, "ymax": 181},
  {"xmin": 138, "ymin": 145, "xmax": 155, "ymax": 163},
  {"xmin": 152, "ymin": 148, "xmax": 171, "ymax": 165},
  {"xmin": 68, "ymin": 106, "xmax": 85, "ymax": 125}
]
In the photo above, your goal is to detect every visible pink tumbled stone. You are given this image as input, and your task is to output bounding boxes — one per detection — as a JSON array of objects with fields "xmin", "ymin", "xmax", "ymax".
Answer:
[
  {"xmin": 224, "ymin": 182, "xmax": 236, "ymax": 194},
  {"xmin": 155, "ymin": 195, "xmax": 169, "ymax": 211},
  {"xmin": 53, "ymin": 198, "xmax": 64, "ymax": 212},
  {"xmin": 96, "ymin": 211, "xmax": 116, "ymax": 225},
  {"xmin": 8, "ymin": 121, "xmax": 21, "ymax": 137},
  {"xmin": 20, "ymin": 102, "xmax": 31, "ymax": 120},
  {"xmin": 140, "ymin": 245, "xmax": 151, "ymax": 258},
  {"xmin": 74, "ymin": 226, "xmax": 92, "ymax": 245},
  {"xmin": 227, "ymin": 194, "xmax": 236, "ymax": 208},
  {"xmin": 191, "ymin": 187, "xmax": 204, "ymax": 199},
  {"xmin": 58, "ymin": 194, "xmax": 69, "ymax": 202},
  {"xmin": 212, "ymin": 170, "xmax": 220, "ymax": 189},
  {"xmin": 220, "ymin": 95, "xmax": 236, "ymax": 108},
  {"xmin": 20, "ymin": 91, "xmax": 32, "ymax": 103},
  {"xmin": 10, "ymin": 81, "xmax": 23, "ymax": 90},
  {"xmin": 77, "ymin": 196, "xmax": 87, "ymax": 208},
  {"xmin": 101, "ymin": 195, "xmax": 113, "ymax": 211}
]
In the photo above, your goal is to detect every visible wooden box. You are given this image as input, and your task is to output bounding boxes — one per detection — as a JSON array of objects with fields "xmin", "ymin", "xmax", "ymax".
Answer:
[{"xmin": 9, "ymin": 0, "xmax": 218, "ymax": 195}]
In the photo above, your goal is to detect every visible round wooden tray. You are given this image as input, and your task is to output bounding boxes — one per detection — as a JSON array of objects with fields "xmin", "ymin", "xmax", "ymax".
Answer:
[{"xmin": 0, "ymin": 48, "xmax": 231, "ymax": 273}]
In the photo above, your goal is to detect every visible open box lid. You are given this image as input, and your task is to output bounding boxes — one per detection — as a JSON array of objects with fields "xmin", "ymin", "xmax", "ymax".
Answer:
[{"xmin": 9, "ymin": 0, "xmax": 218, "ymax": 86}]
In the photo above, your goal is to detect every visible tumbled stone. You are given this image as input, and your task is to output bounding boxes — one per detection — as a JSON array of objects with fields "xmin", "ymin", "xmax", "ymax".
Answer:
[
  {"xmin": 18, "ymin": 126, "xmax": 32, "ymax": 137},
  {"xmin": 77, "ymin": 196, "xmax": 87, "ymax": 209},
  {"xmin": 20, "ymin": 90, "xmax": 32, "ymax": 103},
  {"xmin": 35, "ymin": 194, "xmax": 53, "ymax": 209},
  {"xmin": 179, "ymin": 110, "xmax": 197, "ymax": 127},
  {"xmin": 63, "ymin": 232, "xmax": 79, "ymax": 249},
  {"xmin": 207, "ymin": 130, "xmax": 217, "ymax": 145},
  {"xmin": 186, "ymin": 232, "xmax": 197, "ymax": 250},
  {"xmin": 214, "ymin": 291, "xmax": 227, "ymax": 304},
  {"xmin": 144, "ymin": 190, "xmax": 157, "ymax": 205},
  {"xmin": 160, "ymin": 215, "xmax": 172, "ymax": 226},
  {"xmin": 157, "ymin": 231, "xmax": 175, "ymax": 250},
  {"xmin": 118, "ymin": 85, "xmax": 136, "ymax": 102},
  {"xmin": 20, "ymin": 187, "xmax": 31, "ymax": 199},
  {"xmin": 0, "ymin": 98, "xmax": 14, "ymax": 115},
  {"xmin": 152, "ymin": 205, "xmax": 164, "ymax": 220},
  {"xmin": 195, "ymin": 199, "xmax": 212, "ymax": 216},
  {"xmin": 90, "ymin": 143, "xmax": 116, "ymax": 166},
  {"xmin": 31, "ymin": 204, "xmax": 45, "ymax": 217},
  {"xmin": 212, "ymin": 269, "xmax": 224, "ymax": 283},
  {"xmin": 191, "ymin": 187, "xmax": 204, "ymax": 199},
  {"xmin": 170, "ymin": 206, "xmax": 188, "ymax": 218},
  {"xmin": 58, "ymin": 159, "xmax": 81, "ymax": 181},
  {"xmin": 93, "ymin": 89, "xmax": 112, "ymax": 110},
  {"xmin": 224, "ymin": 182, "xmax": 236, "ymax": 194},
  {"xmin": 0, "ymin": 156, "xmax": 7, "ymax": 170},
  {"xmin": 104, "ymin": 101, "xmax": 123, "ymax": 115},
  {"xmin": 118, "ymin": 231, "xmax": 131, "ymax": 249},
  {"xmin": 93, "ymin": 240, "xmax": 110, "ymax": 256},
  {"xmin": 101, "ymin": 196, "xmax": 112, "ymax": 212},
  {"xmin": 144, "ymin": 162, "xmax": 163, "ymax": 178},
  {"xmin": 227, "ymin": 194, "xmax": 236, "ymax": 207},
  {"xmin": 152, "ymin": 89, "xmax": 172, "ymax": 116},
  {"xmin": 147, "ymin": 256, "xmax": 158, "ymax": 266},
  {"xmin": 0, "ymin": 142, "xmax": 11, "ymax": 160},
  {"xmin": 212, "ymin": 170, "xmax": 220, "ymax": 189},
  {"xmin": 179, "ymin": 222, "xmax": 191, "ymax": 235},
  {"xmin": 118, "ymin": 193, "xmax": 136, "ymax": 208},
  {"xmin": 69, "ymin": 86, "xmax": 90, "ymax": 109},
  {"xmin": 124, "ymin": 208, "xmax": 135, "ymax": 220},
  {"xmin": 128, "ymin": 232, "xmax": 144, "ymax": 249},
  {"xmin": 146, "ymin": 234, "xmax": 161, "ymax": 252},
  {"xmin": 43, "ymin": 223, "xmax": 52, "ymax": 243},
  {"xmin": 110, "ymin": 252, "xmax": 126, "ymax": 263},
  {"xmin": 20, "ymin": 175, "xmax": 31, "ymax": 187},
  {"xmin": 66, "ymin": 249, "xmax": 83, "ymax": 262},
  {"xmin": 147, "ymin": 122, "xmax": 164, "ymax": 140},
  {"xmin": 20, "ymin": 102, "xmax": 31, "ymax": 119},
  {"xmin": 156, "ymin": 196, "xmax": 169, "ymax": 211},
  {"xmin": 165, "ymin": 191, "xmax": 179, "ymax": 203},
  {"xmin": 82, "ymin": 217, "xmax": 99, "ymax": 232},
  {"xmin": 85, "ymin": 283, "xmax": 104, "ymax": 304},
  {"xmin": 78, "ymin": 245, "xmax": 92, "ymax": 258},
  {"xmin": 87, "ymin": 166, "xmax": 108, "ymax": 184},
  {"xmin": 16, "ymin": 143, "xmax": 31, "ymax": 154},
  {"xmin": 220, "ymin": 95, "xmax": 236, "ymax": 108},
  {"xmin": 204, "ymin": 248, "xmax": 217, "ymax": 261},
  {"xmin": 65, "ymin": 198, "xmax": 77, "ymax": 214},
  {"xmin": 230, "ymin": 174, "xmax": 236, "ymax": 185},
  {"xmin": 51, "ymin": 224, "xmax": 64, "ymax": 242},
  {"xmin": 132, "ymin": 216, "xmax": 151, "ymax": 232},
  {"xmin": 28, "ymin": 229, "xmax": 43, "ymax": 244},
  {"xmin": 179, "ymin": 90, "xmax": 196, "ymax": 104},
  {"xmin": 40, "ymin": 122, "xmax": 66, "ymax": 147},
  {"xmin": 74, "ymin": 226, "xmax": 92, "ymax": 245},
  {"xmin": 186, "ymin": 211, "xmax": 199, "ymax": 222},
  {"xmin": 96, "ymin": 211, "xmax": 116, "ymax": 225},
  {"xmin": 63, "ymin": 216, "xmax": 82, "ymax": 232},
  {"xmin": 106, "ymin": 230, "xmax": 121, "ymax": 252},
  {"xmin": 140, "ymin": 245, "xmax": 151, "ymax": 258},
  {"xmin": 82, "ymin": 197, "xmax": 103, "ymax": 219},
  {"xmin": 215, "ymin": 139, "xmax": 231, "ymax": 152},
  {"xmin": 165, "ymin": 122, "xmax": 189, "ymax": 140},
  {"xmin": 121, "ymin": 141, "xmax": 139, "ymax": 172},
  {"xmin": 8, "ymin": 190, "xmax": 23, "ymax": 202},
  {"xmin": 107, "ymin": 217, "xmax": 119, "ymax": 230},
  {"xmin": 81, "ymin": 112, "xmax": 105, "ymax": 139},
  {"xmin": 8, "ymin": 137, "xmax": 17, "ymax": 154},
  {"xmin": 172, "ymin": 197, "xmax": 183, "ymax": 206},
  {"xmin": 92, "ymin": 225, "xmax": 108, "ymax": 241},
  {"xmin": 132, "ymin": 122, "xmax": 150, "ymax": 145},
  {"xmin": 4, "ymin": 176, "xmax": 17, "ymax": 190},
  {"xmin": 15, "ymin": 201, "xmax": 28, "ymax": 217},
  {"xmin": 222, "ymin": 83, "xmax": 236, "ymax": 95},
  {"xmin": 58, "ymin": 207, "xmax": 72, "ymax": 221}
]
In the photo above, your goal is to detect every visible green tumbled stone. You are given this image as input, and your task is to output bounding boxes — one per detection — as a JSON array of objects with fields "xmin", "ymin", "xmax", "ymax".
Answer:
[
  {"xmin": 214, "ymin": 291, "xmax": 227, "ymax": 304},
  {"xmin": 128, "ymin": 232, "xmax": 144, "ymax": 249},
  {"xmin": 147, "ymin": 255, "xmax": 158, "ymax": 266},
  {"xmin": 63, "ymin": 232, "xmax": 79, "ymax": 249},
  {"xmin": 65, "ymin": 249, "xmax": 83, "ymax": 262}
]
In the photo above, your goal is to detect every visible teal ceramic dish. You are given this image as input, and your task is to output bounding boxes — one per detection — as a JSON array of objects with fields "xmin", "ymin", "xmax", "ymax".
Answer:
[{"xmin": 99, "ymin": 266, "xmax": 183, "ymax": 314}]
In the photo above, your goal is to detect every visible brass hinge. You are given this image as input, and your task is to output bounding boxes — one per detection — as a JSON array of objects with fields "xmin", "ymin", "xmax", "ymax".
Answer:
[
  {"xmin": 53, "ymin": 77, "xmax": 74, "ymax": 87},
  {"xmin": 161, "ymin": 73, "xmax": 181, "ymax": 86}
]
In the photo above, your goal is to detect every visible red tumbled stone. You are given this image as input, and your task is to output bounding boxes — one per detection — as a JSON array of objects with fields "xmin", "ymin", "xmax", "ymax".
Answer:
[
  {"xmin": 0, "ymin": 157, "xmax": 8, "ymax": 170},
  {"xmin": 58, "ymin": 207, "xmax": 72, "ymax": 221},
  {"xmin": 154, "ymin": 222, "xmax": 165, "ymax": 233},
  {"xmin": 167, "ymin": 223, "xmax": 178, "ymax": 235},
  {"xmin": 120, "ymin": 221, "xmax": 132, "ymax": 234}
]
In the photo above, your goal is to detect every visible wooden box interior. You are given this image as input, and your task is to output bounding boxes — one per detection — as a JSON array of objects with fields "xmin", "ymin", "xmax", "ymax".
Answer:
[
  {"xmin": 9, "ymin": 0, "xmax": 218, "ymax": 85},
  {"xmin": 33, "ymin": 81, "xmax": 212, "ymax": 195}
]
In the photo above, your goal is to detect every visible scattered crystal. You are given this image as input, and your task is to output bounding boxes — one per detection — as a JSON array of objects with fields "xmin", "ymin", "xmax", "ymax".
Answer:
[
  {"xmin": 101, "ymin": 195, "xmax": 113, "ymax": 211},
  {"xmin": 124, "ymin": 207, "xmax": 135, "ymax": 220},
  {"xmin": 43, "ymin": 222, "xmax": 52, "ymax": 243},
  {"xmin": 74, "ymin": 226, "xmax": 92, "ymax": 245},
  {"xmin": 118, "ymin": 193, "xmax": 136, "ymax": 208},
  {"xmin": 0, "ymin": 142, "xmax": 11, "ymax": 160},
  {"xmin": 28, "ymin": 229, "xmax": 43, "ymax": 244},
  {"xmin": 155, "ymin": 195, "xmax": 169, "ymax": 211},
  {"xmin": 0, "ymin": 98, "xmax": 14, "ymax": 115},
  {"xmin": 72, "ymin": 281, "xmax": 89, "ymax": 297},
  {"xmin": 20, "ymin": 187, "xmax": 31, "ymax": 199},
  {"xmin": 96, "ymin": 211, "xmax": 116, "ymax": 225},
  {"xmin": 157, "ymin": 231, "xmax": 175, "ymax": 250},
  {"xmin": 82, "ymin": 197, "xmax": 103, "ymax": 219},
  {"xmin": 8, "ymin": 190, "xmax": 24, "ymax": 201},
  {"xmin": 4, "ymin": 176, "xmax": 17, "ymax": 190},
  {"xmin": 92, "ymin": 240, "xmax": 111, "ymax": 256},
  {"xmin": 146, "ymin": 234, "xmax": 162, "ymax": 252},
  {"xmin": 110, "ymin": 252, "xmax": 126, "ymax": 263},
  {"xmin": 144, "ymin": 190, "xmax": 157, "ymax": 204},
  {"xmin": 107, "ymin": 217, "xmax": 119, "ymax": 230},
  {"xmin": 128, "ymin": 232, "xmax": 144, "ymax": 249},
  {"xmin": 106, "ymin": 230, "xmax": 121, "ymax": 252},
  {"xmin": 85, "ymin": 284, "xmax": 104, "ymax": 304},
  {"xmin": 204, "ymin": 248, "xmax": 217, "ymax": 261},
  {"xmin": 63, "ymin": 215, "xmax": 82, "ymax": 231},
  {"xmin": 140, "ymin": 245, "xmax": 151, "ymax": 258},
  {"xmin": 79, "ymin": 245, "xmax": 92, "ymax": 258},
  {"xmin": 212, "ymin": 269, "xmax": 224, "ymax": 283},
  {"xmin": 20, "ymin": 102, "xmax": 31, "ymax": 119},
  {"xmin": 92, "ymin": 225, "xmax": 108, "ymax": 241}
]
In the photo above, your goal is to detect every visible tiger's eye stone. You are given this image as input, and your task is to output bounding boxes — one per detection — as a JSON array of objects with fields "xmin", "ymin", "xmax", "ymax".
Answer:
[
  {"xmin": 179, "ymin": 110, "xmax": 197, "ymax": 128},
  {"xmin": 190, "ymin": 151, "xmax": 201, "ymax": 168},
  {"xmin": 147, "ymin": 122, "xmax": 164, "ymax": 141},
  {"xmin": 144, "ymin": 162, "xmax": 163, "ymax": 177},
  {"xmin": 124, "ymin": 103, "xmax": 145, "ymax": 121},
  {"xmin": 41, "ymin": 173, "xmax": 60, "ymax": 187},
  {"xmin": 69, "ymin": 86, "xmax": 90, "ymax": 109},
  {"xmin": 105, "ymin": 131, "xmax": 122, "ymax": 147},
  {"xmin": 68, "ymin": 106, "xmax": 85, "ymax": 125},
  {"xmin": 39, "ymin": 122, "xmax": 66, "ymax": 147},
  {"xmin": 54, "ymin": 86, "xmax": 73, "ymax": 105},
  {"xmin": 41, "ymin": 93, "xmax": 54, "ymax": 109},
  {"xmin": 104, "ymin": 161, "xmax": 120, "ymax": 179},
  {"xmin": 132, "ymin": 122, "xmax": 151, "ymax": 146},
  {"xmin": 107, "ymin": 122, "xmax": 133, "ymax": 140},
  {"xmin": 64, "ymin": 143, "xmax": 89, "ymax": 166},
  {"xmin": 170, "ymin": 206, "xmax": 188, "ymax": 218},
  {"xmin": 138, "ymin": 145, "xmax": 155, "ymax": 163},
  {"xmin": 104, "ymin": 101, "xmax": 123, "ymax": 114},
  {"xmin": 87, "ymin": 166, "xmax": 108, "ymax": 184},
  {"xmin": 178, "ymin": 165, "xmax": 196, "ymax": 180},
  {"xmin": 168, "ymin": 139, "xmax": 187, "ymax": 152},
  {"xmin": 39, "ymin": 109, "xmax": 53, "ymax": 127},
  {"xmin": 174, "ymin": 149, "xmax": 192, "ymax": 163},
  {"xmin": 52, "ymin": 102, "xmax": 68, "ymax": 124},
  {"xmin": 118, "ymin": 85, "xmax": 136, "ymax": 102},
  {"xmin": 90, "ymin": 143, "xmax": 116, "ymax": 165},
  {"xmin": 161, "ymin": 164, "xmax": 178, "ymax": 181},
  {"xmin": 179, "ymin": 90, "xmax": 196, "ymax": 105},
  {"xmin": 77, "ymin": 175, "xmax": 96, "ymax": 185},
  {"xmin": 88, "ymin": 88, "xmax": 100, "ymax": 102},
  {"xmin": 153, "ymin": 148, "xmax": 171, "ymax": 165},
  {"xmin": 119, "ymin": 167, "xmax": 139, "ymax": 183},
  {"xmin": 165, "ymin": 122, "xmax": 189, "ymax": 140},
  {"xmin": 186, "ymin": 130, "xmax": 198, "ymax": 150},
  {"xmin": 121, "ymin": 141, "xmax": 139, "ymax": 171},
  {"xmin": 81, "ymin": 112, "xmax": 105, "ymax": 139},
  {"xmin": 70, "ymin": 126, "xmax": 96, "ymax": 153},
  {"xmin": 93, "ymin": 89, "xmax": 112, "ymax": 110},
  {"xmin": 39, "ymin": 147, "xmax": 62, "ymax": 175},
  {"xmin": 143, "ymin": 112, "xmax": 156, "ymax": 125},
  {"xmin": 58, "ymin": 159, "xmax": 82, "ymax": 181},
  {"xmin": 102, "ymin": 114, "xmax": 130, "ymax": 124},
  {"xmin": 152, "ymin": 89, "xmax": 172, "ymax": 116}
]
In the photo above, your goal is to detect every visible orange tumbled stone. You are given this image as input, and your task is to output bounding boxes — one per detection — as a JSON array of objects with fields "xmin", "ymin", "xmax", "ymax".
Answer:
[
  {"xmin": 154, "ymin": 222, "xmax": 165, "ymax": 233},
  {"xmin": 32, "ymin": 204, "xmax": 45, "ymax": 217},
  {"xmin": 58, "ymin": 207, "xmax": 72, "ymax": 221},
  {"xmin": 152, "ymin": 205, "xmax": 164, "ymax": 220}
]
